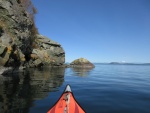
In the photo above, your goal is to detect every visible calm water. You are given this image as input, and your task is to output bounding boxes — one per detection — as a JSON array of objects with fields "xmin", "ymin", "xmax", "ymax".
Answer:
[{"xmin": 0, "ymin": 64, "xmax": 150, "ymax": 113}]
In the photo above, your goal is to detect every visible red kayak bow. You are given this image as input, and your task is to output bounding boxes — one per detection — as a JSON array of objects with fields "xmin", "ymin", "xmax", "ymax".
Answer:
[{"xmin": 47, "ymin": 85, "xmax": 85, "ymax": 113}]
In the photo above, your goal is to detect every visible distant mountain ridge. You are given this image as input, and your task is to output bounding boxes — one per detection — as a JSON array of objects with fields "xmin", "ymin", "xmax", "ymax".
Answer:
[
  {"xmin": 109, "ymin": 62, "xmax": 150, "ymax": 65},
  {"xmin": 91, "ymin": 62, "xmax": 150, "ymax": 65}
]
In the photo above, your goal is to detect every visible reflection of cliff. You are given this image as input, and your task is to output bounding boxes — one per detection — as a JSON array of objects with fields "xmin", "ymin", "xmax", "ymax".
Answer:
[
  {"xmin": 0, "ymin": 67, "xmax": 65, "ymax": 113},
  {"xmin": 71, "ymin": 67, "xmax": 93, "ymax": 76},
  {"xmin": 0, "ymin": 74, "xmax": 30, "ymax": 113},
  {"xmin": 28, "ymin": 67, "xmax": 65, "ymax": 100}
]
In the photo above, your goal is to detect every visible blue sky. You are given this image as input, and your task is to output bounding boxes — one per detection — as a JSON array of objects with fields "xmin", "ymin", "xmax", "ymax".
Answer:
[{"xmin": 32, "ymin": 0, "xmax": 150, "ymax": 63}]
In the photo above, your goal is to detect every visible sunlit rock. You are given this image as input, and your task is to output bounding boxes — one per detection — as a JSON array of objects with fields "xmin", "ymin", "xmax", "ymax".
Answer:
[{"xmin": 70, "ymin": 58, "xmax": 95, "ymax": 68}]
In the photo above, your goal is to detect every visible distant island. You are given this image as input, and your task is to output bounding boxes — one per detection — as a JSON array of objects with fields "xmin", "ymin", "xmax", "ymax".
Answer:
[{"xmin": 109, "ymin": 62, "xmax": 150, "ymax": 65}]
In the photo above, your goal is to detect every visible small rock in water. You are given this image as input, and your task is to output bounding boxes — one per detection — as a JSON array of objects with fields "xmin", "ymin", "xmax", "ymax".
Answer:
[{"xmin": 70, "ymin": 58, "xmax": 95, "ymax": 68}]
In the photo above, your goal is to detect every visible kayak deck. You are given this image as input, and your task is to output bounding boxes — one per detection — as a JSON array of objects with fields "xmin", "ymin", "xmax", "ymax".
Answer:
[{"xmin": 47, "ymin": 85, "xmax": 85, "ymax": 113}]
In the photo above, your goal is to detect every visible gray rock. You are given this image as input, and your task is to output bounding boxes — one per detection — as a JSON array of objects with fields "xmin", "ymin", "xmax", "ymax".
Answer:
[
  {"xmin": 0, "ymin": 45, "xmax": 6, "ymax": 55},
  {"xmin": 0, "ymin": 51, "xmax": 10, "ymax": 66},
  {"xmin": 32, "ymin": 35, "xmax": 65, "ymax": 67},
  {"xmin": 42, "ymin": 43, "xmax": 50, "ymax": 49},
  {"xmin": 1, "ymin": 33, "xmax": 13, "ymax": 45},
  {"xmin": 33, "ymin": 59, "xmax": 42, "ymax": 67},
  {"xmin": 36, "ymin": 34, "xmax": 60, "ymax": 46}
]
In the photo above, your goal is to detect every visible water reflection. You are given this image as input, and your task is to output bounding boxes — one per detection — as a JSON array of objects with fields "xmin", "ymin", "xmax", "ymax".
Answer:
[
  {"xmin": 0, "ymin": 67, "xmax": 65, "ymax": 113},
  {"xmin": 71, "ymin": 67, "xmax": 93, "ymax": 76}
]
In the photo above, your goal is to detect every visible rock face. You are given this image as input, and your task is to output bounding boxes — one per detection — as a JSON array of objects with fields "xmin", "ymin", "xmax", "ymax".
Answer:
[
  {"xmin": 0, "ymin": 0, "xmax": 33, "ymax": 67},
  {"xmin": 27, "ymin": 35, "xmax": 65, "ymax": 67},
  {"xmin": 0, "ymin": 0, "xmax": 65, "ymax": 72},
  {"xmin": 70, "ymin": 58, "xmax": 95, "ymax": 68}
]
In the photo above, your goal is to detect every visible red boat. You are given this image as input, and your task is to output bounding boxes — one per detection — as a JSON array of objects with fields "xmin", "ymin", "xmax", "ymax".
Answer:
[{"xmin": 47, "ymin": 85, "xmax": 85, "ymax": 113}]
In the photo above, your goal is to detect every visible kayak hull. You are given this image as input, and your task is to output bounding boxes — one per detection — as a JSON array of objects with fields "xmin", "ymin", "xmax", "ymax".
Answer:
[{"xmin": 47, "ymin": 85, "xmax": 85, "ymax": 113}]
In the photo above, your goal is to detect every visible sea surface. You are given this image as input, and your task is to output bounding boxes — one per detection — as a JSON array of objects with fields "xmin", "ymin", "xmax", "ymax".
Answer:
[{"xmin": 0, "ymin": 64, "xmax": 150, "ymax": 113}]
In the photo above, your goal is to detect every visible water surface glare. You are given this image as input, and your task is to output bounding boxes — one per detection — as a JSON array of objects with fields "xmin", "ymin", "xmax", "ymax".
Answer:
[{"xmin": 0, "ymin": 64, "xmax": 150, "ymax": 113}]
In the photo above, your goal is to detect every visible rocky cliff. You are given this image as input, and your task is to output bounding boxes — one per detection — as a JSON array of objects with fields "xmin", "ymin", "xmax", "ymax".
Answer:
[{"xmin": 0, "ymin": 0, "xmax": 65, "ymax": 73}]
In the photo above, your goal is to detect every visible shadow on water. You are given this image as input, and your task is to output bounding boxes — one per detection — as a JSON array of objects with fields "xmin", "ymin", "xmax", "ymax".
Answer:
[
  {"xmin": 0, "ymin": 67, "xmax": 65, "ymax": 113},
  {"xmin": 71, "ymin": 67, "xmax": 94, "ymax": 77}
]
